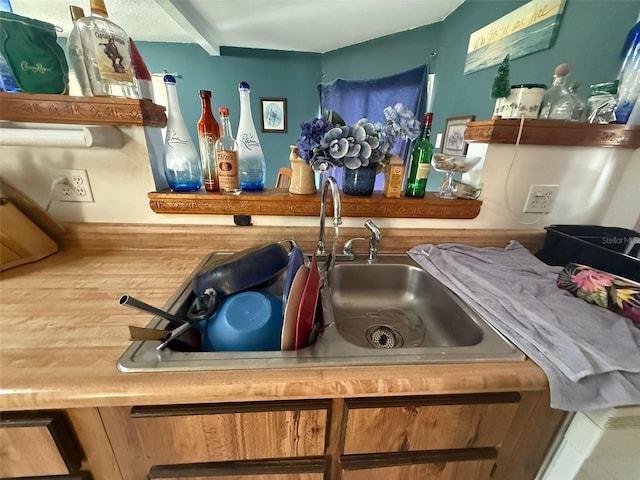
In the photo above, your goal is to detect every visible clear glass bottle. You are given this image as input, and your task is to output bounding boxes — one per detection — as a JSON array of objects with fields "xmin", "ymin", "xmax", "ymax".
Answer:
[
  {"xmin": 67, "ymin": 6, "xmax": 92, "ymax": 96},
  {"xmin": 216, "ymin": 107, "xmax": 240, "ymax": 194},
  {"xmin": 77, "ymin": 0, "xmax": 138, "ymax": 98},
  {"xmin": 163, "ymin": 74, "xmax": 202, "ymax": 192},
  {"xmin": 236, "ymin": 81, "xmax": 266, "ymax": 191},
  {"xmin": 538, "ymin": 63, "xmax": 574, "ymax": 120},
  {"xmin": 198, "ymin": 90, "xmax": 220, "ymax": 192},
  {"xmin": 405, "ymin": 113, "xmax": 434, "ymax": 198}
]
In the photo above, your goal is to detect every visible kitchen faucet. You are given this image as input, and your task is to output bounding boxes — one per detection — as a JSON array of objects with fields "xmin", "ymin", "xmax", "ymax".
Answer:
[
  {"xmin": 364, "ymin": 219, "xmax": 381, "ymax": 262},
  {"xmin": 316, "ymin": 176, "xmax": 342, "ymax": 257}
]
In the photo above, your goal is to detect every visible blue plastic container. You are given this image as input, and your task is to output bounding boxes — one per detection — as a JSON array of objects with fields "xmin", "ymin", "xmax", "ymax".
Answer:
[{"xmin": 201, "ymin": 291, "xmax": 283, "ymax": 352}]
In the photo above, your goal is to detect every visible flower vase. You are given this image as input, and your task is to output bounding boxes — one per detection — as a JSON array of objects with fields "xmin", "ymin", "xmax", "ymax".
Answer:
[
  {"xmin": 342, "ymin": 164, "xmax": 377, "ymax": 196},
  {"xmin": 288, "ymin": 145, "xmax": 316, "ymax": 194}
]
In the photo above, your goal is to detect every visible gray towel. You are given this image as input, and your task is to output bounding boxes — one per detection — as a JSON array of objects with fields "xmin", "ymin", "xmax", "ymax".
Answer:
[{"xmin": 408, "ymin": 241, "xmax": 640, "ymax": 411}]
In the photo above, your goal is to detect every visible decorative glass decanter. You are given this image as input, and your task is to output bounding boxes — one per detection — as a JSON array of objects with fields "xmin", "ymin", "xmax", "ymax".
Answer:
[
  {"xmin": 163, "ymin": 74, "xmax": 202, "ymax": 192},
  {"xmin": 236, "ymin": 81, "xmax": 266, "ymax": 191}
]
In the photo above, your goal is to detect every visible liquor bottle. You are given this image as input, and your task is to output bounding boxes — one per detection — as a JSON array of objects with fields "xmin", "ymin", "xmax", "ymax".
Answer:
[
  {"xmin": 0, "ymin": 0, "xmax": 20, "ymax": 93},
  {"xmin": 129, "ymin": 38, "xmax": 153, "ymax": 101},
  {"xmin": 614, "ymin": 12, "xmax": 640, "ymax": 124},
  {"xmin": 76, "ymin": 0, "xmax": 138, "ymax": 98},
  {"xmin": 538, "ymin": 63, "xmax": 574, "ymax": 120},
  {"xmin": 404, "ymin": 113, "xmax": 434, "ymax": 198},
  {"xmin": 162, "ymin": 74, "xmax": 202, "ymax": 192},
  {"xmin": 216, "ymin": 107, "xmax": 240, "ymax": 194},
  {"xmin": 198, "ymin": 90, "xmax": 220, "ymax": 192},
  {"xmin": 67, "ymin": 6, "xmax": 92, "ymax": 96},
  {"xmin": 236, "ymin": 81, "xmax": 266, "ymax": 191}
]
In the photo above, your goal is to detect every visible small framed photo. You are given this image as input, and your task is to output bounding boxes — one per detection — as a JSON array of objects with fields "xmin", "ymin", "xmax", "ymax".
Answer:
[
  {"xmin": 260, "ymin": 98, "xmax": 287, "ymax": 133},
  {"xmin": 442, "ymin": 115, "xmax": 475, "ymax": 155}
]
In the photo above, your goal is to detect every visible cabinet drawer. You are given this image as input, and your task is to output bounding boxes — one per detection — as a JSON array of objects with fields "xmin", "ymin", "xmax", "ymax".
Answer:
[
  {"xmin": 341, "ymin": 460, "xmax": 494, "ymax": 480},
  {"xmin": 0, "ymin": 411, "xmax": 81, "ymax": 478},
  {"xmin": 148, "ymin": 456, "xmax": 327, "ymax": 480},
  {"xmin": 343, "ymin": 393, "xmax": 520, "ymax": 454},
  {"xmin": 100, "ymin": 400, "xmax": 329, "ymax": 479},
  {"xmin": 340, "ymin": 449, "xmax": 496, "ymax": 480}
]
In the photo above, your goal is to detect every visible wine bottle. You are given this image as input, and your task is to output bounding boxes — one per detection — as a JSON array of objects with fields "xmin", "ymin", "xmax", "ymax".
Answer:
[
  {"xmin": 198, "ymin": 90, "xmax": 220, "ymax": 192},
  {"xmin": 163, "ymin": 74, "xmax": 202, "ymax": 192},
  {"xmin": 405, "ymin": 113, "xmax": 434, "ymax": 198},
  {"xmin": 77, "ymin": 0, "xmax": 138, "ymax": 98},
  {"xmin": 216, "ymin": 107, "xmax": 240, "ymax": 194},
  {"xmin": 236, "ymin": 81, "xmax": 266, "ymax": 191},
  {"xmin": 67, "ymin": 5, "xmax": 92, "ymax": 96}
]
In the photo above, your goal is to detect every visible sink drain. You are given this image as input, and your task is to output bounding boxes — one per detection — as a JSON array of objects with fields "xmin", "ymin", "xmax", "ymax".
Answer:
[{"xmin": 366, "ymin": 325, "xmax": 403, "ymax": 349}]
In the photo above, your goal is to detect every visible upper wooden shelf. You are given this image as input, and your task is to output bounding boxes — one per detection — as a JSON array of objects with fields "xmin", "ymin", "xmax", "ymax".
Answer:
[
  {"xmin": 148, "ymin": 189, "xmax": 482, "ymax": 219},
  {"xmin": 0, "ymin": 92, "xmax": 166, "ymax": 128},
  {"xmin": 465, "ymin": 118, "xmax": 640, "ymax": 148}
]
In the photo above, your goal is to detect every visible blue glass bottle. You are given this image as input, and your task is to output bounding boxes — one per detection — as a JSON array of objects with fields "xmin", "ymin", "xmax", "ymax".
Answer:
[
  {"xmin": 615, "ymin": 12, "xmax": 640, "ymax": 124},
  {"xmin": 0, "ymin": 0, "xmax": 20, "ymax": 93},
  {"xmin": 162, "ymin": 74, "xmax": 202, "ymax": 192}
]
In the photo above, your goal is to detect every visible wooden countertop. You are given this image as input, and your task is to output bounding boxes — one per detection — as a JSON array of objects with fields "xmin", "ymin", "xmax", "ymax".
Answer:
[{"xmin": 0, "ymin": 224, "xmax": 549, "ymax": 412}]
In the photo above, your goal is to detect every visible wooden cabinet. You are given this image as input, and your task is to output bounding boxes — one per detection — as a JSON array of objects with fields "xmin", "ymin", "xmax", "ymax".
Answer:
[
  {"xmin": 342, "ymin": 393, "xmax": 520, "ymax": 454},
  {"xmin": 99, "ymin": 400, "xmax": 329, "ymax": 480},
  {"xmin": 0, "ymin": 411, "xmax": 83, "ymax": 479},
  {"xmin": 0, "ymin": 393, "xmax": 563, "ymax": 480}
]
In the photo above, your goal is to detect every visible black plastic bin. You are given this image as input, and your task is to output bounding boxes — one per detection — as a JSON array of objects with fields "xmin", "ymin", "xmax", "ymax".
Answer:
[{"xmin": 536, "ymin": 225, "xmax": 640, "ymax": 282}]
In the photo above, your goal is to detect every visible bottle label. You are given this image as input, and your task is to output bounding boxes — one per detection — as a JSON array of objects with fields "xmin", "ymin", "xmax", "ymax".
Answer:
[
  {"xmin": 199, "ymin": 133, "xmax": 218, "ymax": 192},
  {"xmin": 237, "ymin": 132, "xmax": 261, "ymax": 151},
  {"xmin": 416, "ymin": 163, "xmax": 431, "ymax": 180},
  {"xmin": 217, "ymin": 150, "xmax": 239, "ymax": 191},
  {"xmin": 88, "ymin": 30, "xmax": 134, "ymax": 82},
  {"xmin": 165, "ymin": 129, "xmax": 190, "ymax": 148}
]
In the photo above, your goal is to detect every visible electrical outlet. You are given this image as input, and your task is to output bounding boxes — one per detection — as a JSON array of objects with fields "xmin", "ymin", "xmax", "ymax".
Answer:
[
  {"xmin": 54, "ymin": 169, "xmax": 94, "ymax": 202},
  {"xmin": 523, "ymin": 184, "xmax": 558, "ymax": 213}
]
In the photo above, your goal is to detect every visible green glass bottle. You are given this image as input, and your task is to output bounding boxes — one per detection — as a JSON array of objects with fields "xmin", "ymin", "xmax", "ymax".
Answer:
[{"xmin": 405, "ymin": 112, "xmax": 433, "ymax": 198}]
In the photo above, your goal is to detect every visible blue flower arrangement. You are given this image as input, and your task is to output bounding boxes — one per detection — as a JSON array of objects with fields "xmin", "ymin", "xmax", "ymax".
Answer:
[{"xmin": 296, "ymin": 103, "xmax": 422, "ymax": 172}]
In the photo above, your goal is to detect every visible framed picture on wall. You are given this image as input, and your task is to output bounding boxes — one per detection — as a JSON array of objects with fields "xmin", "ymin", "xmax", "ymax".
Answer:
[
  {"xmin": 442, "ymin": 115, "xmax": 475, "ymax": 156},
  {"xmin": 260, "ymin": 98, "xmax": 287, "ymax": 133}
]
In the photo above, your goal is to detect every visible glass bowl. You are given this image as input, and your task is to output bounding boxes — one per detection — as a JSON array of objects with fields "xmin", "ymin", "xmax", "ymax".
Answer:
[{"xmin": 431, "ymin": 153, "xmax": 482, "ymax": 199}]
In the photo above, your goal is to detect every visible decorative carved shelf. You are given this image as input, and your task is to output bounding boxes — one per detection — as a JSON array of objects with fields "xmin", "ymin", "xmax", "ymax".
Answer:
[
  {"xmin": 0, "ymin": 92, "xmax": 166, "ymax": 127},
  {"xmin": 148, "ymin": 189, "xmax": 482, "ymax": 219},
  {"xmin": 465, "ymin": 118, "xmax": 640, "ymax": 148}
]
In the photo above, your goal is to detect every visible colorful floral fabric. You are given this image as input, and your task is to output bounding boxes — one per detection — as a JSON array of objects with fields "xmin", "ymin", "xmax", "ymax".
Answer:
[{"xmin": 558, "ymin": 263, "xmax": 640, "ymax": 327}]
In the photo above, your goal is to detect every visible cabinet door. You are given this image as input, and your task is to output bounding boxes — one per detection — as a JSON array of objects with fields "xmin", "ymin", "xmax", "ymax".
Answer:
[
  {"xmin": 343, "ymin": 393, "xmax": 520, "ymax": 454},
  {"xmin": 0, "ymin": 411, "xmax": 81, "ymax": 478},
  {"xmin": 100, "ymin": 400, "xmax": 329, "ymax": 480}
]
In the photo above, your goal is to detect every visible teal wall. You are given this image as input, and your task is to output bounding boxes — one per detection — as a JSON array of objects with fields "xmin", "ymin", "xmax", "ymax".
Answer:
[{"xmin": 60, "ymin": 0, "xmax": 638, "ymax": 188}]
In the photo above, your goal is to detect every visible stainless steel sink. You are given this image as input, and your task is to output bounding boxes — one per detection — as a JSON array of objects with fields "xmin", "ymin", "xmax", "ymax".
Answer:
[{"xmin": 118, "ymin": 252, "xmax": 524, "ymax": 373}]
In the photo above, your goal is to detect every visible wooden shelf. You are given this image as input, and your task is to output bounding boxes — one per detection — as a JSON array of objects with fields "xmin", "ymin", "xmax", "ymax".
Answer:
[
  {"xmin": 0, "ymin": 92, "xmax": 166, "ymax": 127},
  {"xmin": 464, "ymin": 118, "xmax": 640, "ymax": 148},
  {"xmin": 148, "ymin": 189, "xmax": 482, "ymax": 219}
]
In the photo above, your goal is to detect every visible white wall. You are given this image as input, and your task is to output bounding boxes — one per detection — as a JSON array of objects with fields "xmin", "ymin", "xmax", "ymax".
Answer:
[{"xmin": 0, "ymin": 124, "xmax": 638, "ymax": 230}]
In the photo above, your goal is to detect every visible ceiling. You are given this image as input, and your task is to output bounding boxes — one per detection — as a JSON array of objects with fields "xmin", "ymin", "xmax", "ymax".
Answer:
[{"xmin": 10, "ymin": 0, "xmax": 464, "ymax": 55}]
